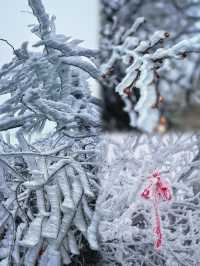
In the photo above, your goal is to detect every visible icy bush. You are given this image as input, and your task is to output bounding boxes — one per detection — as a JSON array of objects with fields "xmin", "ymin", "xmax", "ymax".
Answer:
[
  {"xmin": 0, "ymin": 0, "xmax": 105, "ymax": 265},
  {"xmin": 100, "ymin": 0, "xmax": 200, "ymax": 131},
  {"xmin": 97, "ymin": 133, "xmax": 200, "ymax": 266},
  {"xmin": 100, "ymin": 0, "xmax": 200, "ymax": 101}
]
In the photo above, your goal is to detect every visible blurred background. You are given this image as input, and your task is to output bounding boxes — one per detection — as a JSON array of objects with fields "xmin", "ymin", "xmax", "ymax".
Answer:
[{"xmin": 100, "ymin": 0, "xmax": 200, "ymax": 131}]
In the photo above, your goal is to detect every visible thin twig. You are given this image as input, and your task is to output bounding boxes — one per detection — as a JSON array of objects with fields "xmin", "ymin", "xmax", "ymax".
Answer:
[{"xmin": 0, "ymin": 38, "xmax": 15, "ymax": 53}]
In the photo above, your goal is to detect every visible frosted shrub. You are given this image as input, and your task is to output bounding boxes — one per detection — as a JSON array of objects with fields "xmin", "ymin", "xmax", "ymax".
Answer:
[
  {"xmin": 98, "ymin": 133, "xmax": 200, "ymax": 265},
  {"xmin": 0, "ymin": 0, "xmax": 105, "ymax": 265},
  {"xmin": 100, "ymin": 0, "xmax": 200, "ymax": 131},
  {"xmin": 101, "ymin": 16, "xmax": 200, "ymax": 132}
]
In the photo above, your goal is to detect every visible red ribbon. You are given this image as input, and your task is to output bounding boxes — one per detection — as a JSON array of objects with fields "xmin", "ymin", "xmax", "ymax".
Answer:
[{"xmin": 141, "ymin": 170, "xmax": 172, "ymax": 250}]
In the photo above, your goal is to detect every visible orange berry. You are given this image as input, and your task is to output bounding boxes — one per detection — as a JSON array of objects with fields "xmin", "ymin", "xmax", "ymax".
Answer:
[
  {"xmin": 160, "ymin": 116, "xmax": 167, "ymax": 125},
  {"xmin": 123, "ymin": 87, "xmax": 132, "ymax": 96},
  {"xmin": 159, "ymin": 96, "xmax": 164, "ymax": 103}
]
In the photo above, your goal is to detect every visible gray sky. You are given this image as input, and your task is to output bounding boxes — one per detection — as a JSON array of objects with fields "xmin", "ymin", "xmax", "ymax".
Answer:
[{"xmin": 0, "ymin": 0, "xmax": 99, "ymax": 65}]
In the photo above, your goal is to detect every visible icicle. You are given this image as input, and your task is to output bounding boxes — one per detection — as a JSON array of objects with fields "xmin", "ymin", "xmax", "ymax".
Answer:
[
  {"xmin": 82, "ymin": 195, "xmax": 93, "ymax": 220},
  {"xmin": 46, "ymin": 247, "xmax": 61, "ymax": 266},
  {"xmin": 18, "ymin": 216, "xmax": 43, "ymax": 247},
  {"xmin": 72, "ymin": 162, "xmax": 94, "ymax": 197},
  {"xmin": 71, "ymin": 177, "xmax": 83, "ymax": 204},
  {"xmin": 54, "ymin": 210, "xmax": 74, "ymax": 248},
  {"xmin": 67, "ymin": 230, "xmax": 80, "ymax": 255},
  {"xmin": 42, "ymin": 184, "xmax": 60, "ymax": 239},
  {"xmin": 12, "ymin": 223, "xmax": 26, "ymax": 265},
  {"xmin": 61, "ymin": 246, "xmax": 71, "ymax": 265},
  {"xmin": 87, "ymin": 211, "xmax": 100, "ymax": 250},
  {"xmin": 62, "ymin": 237, "xmax": 69, "ymax": 252},
  {"xmin": 24, "ymin": 241, "xmax": 43, "ymax": 266},
  {"xmin": 57, "ymin": 169, "xmax": 74, "ymax": 212},
  {"xmin": 38, "ymin": 246, "xmax": 49, "ymax": 266},
  {"xmin": 74, "ymin": 203, "xmax": 87, "ymax": 234},
  {"xmin": 33, "ymin": 170, "xmax": 47, "ymax": 215}
]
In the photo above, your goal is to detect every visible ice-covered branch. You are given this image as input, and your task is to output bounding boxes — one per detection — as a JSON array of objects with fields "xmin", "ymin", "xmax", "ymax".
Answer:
[
  {"xmin": 100, "ymin": 0, "xmax": 200, "ymax": 131},
  {"xmin": 0, "ymin": 0, "xmax": 104, "ymax": 265},
  {"xmin": 102, "ymin": 17, "xmax": 200, "ymax": 132},
  {"xmin": 98, "ymin": 133, "xmax": 200, "ymax": 265}
]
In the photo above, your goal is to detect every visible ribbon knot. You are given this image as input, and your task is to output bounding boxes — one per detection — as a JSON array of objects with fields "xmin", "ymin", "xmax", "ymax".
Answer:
[{"xmin": 141, "ymin": 170, "xmax": 172, "ymax": 250}]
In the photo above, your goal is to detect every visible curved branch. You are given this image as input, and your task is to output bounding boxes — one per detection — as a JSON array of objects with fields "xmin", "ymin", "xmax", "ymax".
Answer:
[{"xmin": 0, "ymin": 38, "xmax": 15, "ymax": 53}]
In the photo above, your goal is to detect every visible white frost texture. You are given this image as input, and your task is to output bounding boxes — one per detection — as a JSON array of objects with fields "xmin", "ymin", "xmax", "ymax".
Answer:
[
  {"xmin": 0, "ymin": 0, "xmax": 105, "ymax": 265},
  {"xmin": 97, "ymin": 133, "xmax": 200, "ymax": 266},
  {"xmin": 100, "ymin": 0, "xmax": 200, "ymax": 132}
]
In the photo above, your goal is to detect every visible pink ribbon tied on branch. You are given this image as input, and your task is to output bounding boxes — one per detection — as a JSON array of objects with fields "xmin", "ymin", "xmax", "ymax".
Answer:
[{"xmin": 141, "ymin": 170, "xmax": 172, "ymax": 250}]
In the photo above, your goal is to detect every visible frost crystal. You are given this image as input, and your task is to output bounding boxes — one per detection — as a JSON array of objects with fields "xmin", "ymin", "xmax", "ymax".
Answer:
[
  {"xmin": 0, "ymin": 0, "xmax": 104, "ymax": 264},
  {"xmin": 98, "ymin": 133, "xmax": 200, "ymax": 265}
]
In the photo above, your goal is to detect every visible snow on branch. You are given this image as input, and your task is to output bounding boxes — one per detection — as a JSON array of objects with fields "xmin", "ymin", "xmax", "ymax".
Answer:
[
  {"xmin": 98, "ymin": 133, "xmax": 200, "ymax": 266},
  {"xmin": 0, "ymin": 0, "xmax": 104, "ymax": 265},
  {"xmin": 102, "ymin": 17, "xmax": 200, "ymax": 132},
  {"xmin": 0, "ymin": 0, "xmax": 102, "ymax": 135},
  {"xmin": 0, "ymin": 131, "xmax": 103, "ymax": 265}
]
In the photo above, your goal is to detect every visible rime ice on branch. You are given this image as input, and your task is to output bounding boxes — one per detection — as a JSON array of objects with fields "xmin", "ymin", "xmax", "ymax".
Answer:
[
  {"xmin": 98, "ymin": 133, "xmax": 200, "ymax": 266},
  {"xmin": 0, "ymin": 0, "xmax": 104, "ymax": 265},
  {"xmin": 102, "ymin": 17, "xmax": 200, "ymax": 132},
  {"xmin": 100, "ymin": 0, "xmax": 200, "ymax": 131},
  {"xmin": 0, "ymin": 0, "xmax": 102, "ymax": 134},
  {"xmin": 101, "ymin": 15, "xmax": 200, "ymax": 132}
]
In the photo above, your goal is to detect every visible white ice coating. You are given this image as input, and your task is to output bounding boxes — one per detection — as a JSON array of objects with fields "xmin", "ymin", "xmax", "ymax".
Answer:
[
  {"xmin": 0, "ymin": 0, "xmax": 103, "ymax": 264},
  {"xmin": 103, "ymin": 16, "xmax": 200, "ymax": 132}
]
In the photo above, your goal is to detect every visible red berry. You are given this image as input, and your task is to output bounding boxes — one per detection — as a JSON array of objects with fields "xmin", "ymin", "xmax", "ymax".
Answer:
[{"xmin": 123, "ymin": 87, "xmax": 132, "ymax": 96}]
